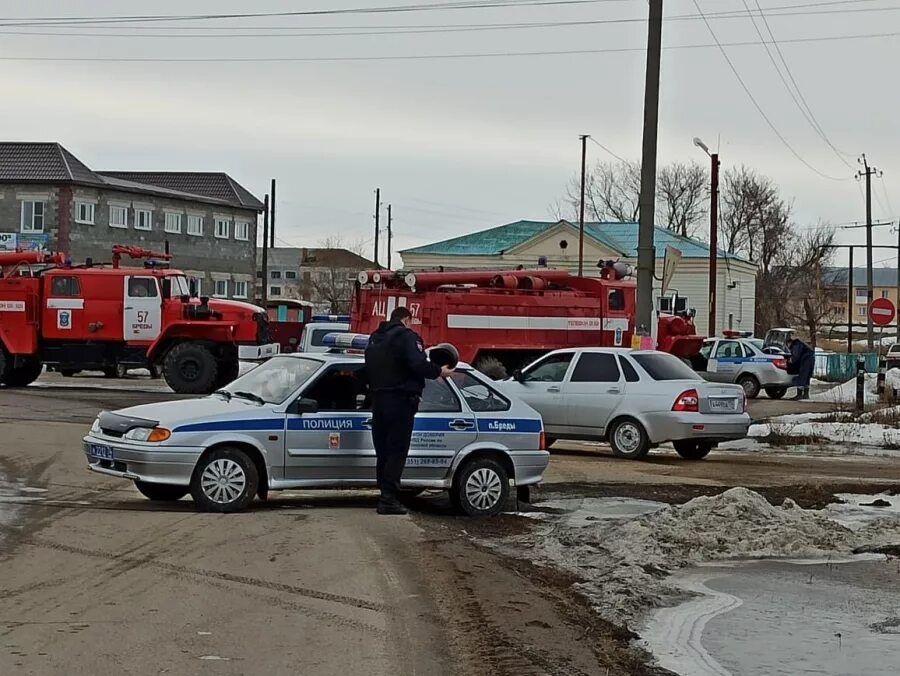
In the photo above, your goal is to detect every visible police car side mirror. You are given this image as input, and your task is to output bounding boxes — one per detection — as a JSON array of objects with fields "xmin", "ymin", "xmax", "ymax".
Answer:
[
  {"xmin": 513, "ymin": 369, "xmax": 524, "ymax": 383},
  {"xmin": 290, "ymin": 397, "xmax": 319, "ymax": 414}
]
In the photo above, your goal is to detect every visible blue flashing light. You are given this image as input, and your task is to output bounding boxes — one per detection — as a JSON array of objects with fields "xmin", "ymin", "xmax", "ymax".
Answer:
[
  {"xmin": 312, "ymin": 314, "xmax": 350, "ymax": 322},
  {"xmin": 322, "ymin": 332, "xmax": 369, "ymax": 350}
]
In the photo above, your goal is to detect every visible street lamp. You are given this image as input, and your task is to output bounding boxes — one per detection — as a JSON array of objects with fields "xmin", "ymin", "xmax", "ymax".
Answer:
[{"xmin": 694, "ymin": 137, "xmax": 720, "ymax": 336}]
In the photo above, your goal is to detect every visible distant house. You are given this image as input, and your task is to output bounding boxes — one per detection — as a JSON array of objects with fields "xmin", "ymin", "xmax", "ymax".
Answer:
[
  {"xmin": 256, "ymin": 246, "xmax": 373, "ymax": 313},
  {"xmin": 822, "ymin": 267, "xmax": 900, "ymax": 326},
  {"xmin": 400, "ymin": 219, "xmax": 758, "ymax": 336},
  {"xmin": 0, "ymin": 142, "xmax": 263, "ymax": 300}
]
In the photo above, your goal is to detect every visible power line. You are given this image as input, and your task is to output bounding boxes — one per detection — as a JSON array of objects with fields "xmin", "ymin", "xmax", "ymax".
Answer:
[
  {"xmin": 4, "ymin": 29, "xmax": 897, "ymax": 62},
  {"xmin": 587, "ymin": 136, "xmax": 629, "ymax": 163},
  {"xmin": 0, "ymin": 2, "xmax": 893, "ymax": 36},
  {"xmin": 690, "ymin": 0, "xmax": 850, "ymax": 182}
]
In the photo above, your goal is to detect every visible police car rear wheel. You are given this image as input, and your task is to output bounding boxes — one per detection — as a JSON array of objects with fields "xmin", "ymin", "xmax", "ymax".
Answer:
[
  {"xmin": 453, "ymin": 458, "xmax": 509, "ymax": 516},
  {"xmin": 191, "ymin": 447, "xmax": 258, "ymax": 513},
  {"xmin": 673, "ymin": 440, "xmax": 713, "ymax": 460},
  {"xmin": 738, "ymin": 374, "xmax": 761, "ymax": 399},
  {"xmin": 765, "ymin": 386, "xmax": 787, "ymax": 399},
  {"xmin": 133, "ymin": 480, "xmax": 189, "ymax": 502}
]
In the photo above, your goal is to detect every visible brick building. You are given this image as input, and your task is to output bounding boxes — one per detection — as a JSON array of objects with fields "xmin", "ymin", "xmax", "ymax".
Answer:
[{"xmin": 0, "ymin": 142, "xmax": 263, "ymax": 300}]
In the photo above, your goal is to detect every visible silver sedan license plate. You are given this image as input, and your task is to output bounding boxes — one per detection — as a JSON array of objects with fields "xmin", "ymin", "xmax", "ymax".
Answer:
[
  {"xmin": 709, "ymin": 398, "xmax": 736, "ymax": 412},
  {"xmin": 89, "ymin": 444, "xmax": 114, "ymax": 460}
]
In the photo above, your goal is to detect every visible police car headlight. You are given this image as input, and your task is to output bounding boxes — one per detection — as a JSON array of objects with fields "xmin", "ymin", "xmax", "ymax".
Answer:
[
  {"xmin": 90, "ymin": 418, "xmax": 101, "ymax": 434},
  {"xmin": 124, "ymin": 427, "xmax": 172, "ymax": 443}
]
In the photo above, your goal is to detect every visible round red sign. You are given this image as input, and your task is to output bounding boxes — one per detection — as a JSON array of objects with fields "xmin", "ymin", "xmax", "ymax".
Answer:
[{"xmin": 869, "ymin": 297, "xmax": 896, "ymax": 326}]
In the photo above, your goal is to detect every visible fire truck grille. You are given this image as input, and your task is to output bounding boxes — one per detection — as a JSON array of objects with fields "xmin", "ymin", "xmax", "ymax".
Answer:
[{"xmin": 254, "ymin": 311, "xmax": 269, "ymax": 344}]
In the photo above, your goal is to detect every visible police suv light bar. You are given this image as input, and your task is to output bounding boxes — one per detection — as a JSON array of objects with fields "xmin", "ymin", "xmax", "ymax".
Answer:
[{"xmin": 322, "ymin": 332, "xmax": 369, "ymax": 351}]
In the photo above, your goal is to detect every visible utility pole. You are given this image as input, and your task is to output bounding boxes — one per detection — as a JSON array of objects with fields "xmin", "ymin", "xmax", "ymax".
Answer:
[
  {"xmin": 578, "ymin": 134, "xmax": 589, "ymax": 277},
  {"xmin": 373, "ymin": 188, "xmax": 381, "ymax": 269},
  {"xmin": 269, "ymin": 179, "xmax": 276, "ymax": 249},
  {"xmin": 857, "ymin": 155, "xmax": 879, "ymax": 349},
  {"xmin": 847, "ymin": 245, "xmax": 854, "ymax": 353},
  {"xmin": 386, "ymin": 204, "xmax": 393, "ymax": 270},
  {"xmin": 709, "ymin": 151, "xmax": 720, "ymax": 335},
  {"xmin": 636, "ymin": 0, "xmax": 663, "ymax": 333},
  {"xmin": 261, "ymin": 194, "xmax": 269, "ymax": 308},
  {"xmin": 896, "ymin": 225, "xmax": 900, "ymax": 342}
]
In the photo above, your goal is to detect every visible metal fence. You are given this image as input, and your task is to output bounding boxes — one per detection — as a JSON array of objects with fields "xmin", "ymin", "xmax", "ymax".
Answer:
[{"xmin": 815, "ymin": 352, "xmax": 879, "ymax": 381}]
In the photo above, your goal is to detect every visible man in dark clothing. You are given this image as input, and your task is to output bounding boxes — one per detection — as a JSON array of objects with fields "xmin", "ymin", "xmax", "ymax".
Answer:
[
  {"xmin": 787, "ymin": 334, "xmax": 815, "ymax": 400},
  {"xmin": 365, "ymin": 306, "xmax": 453, "ymax": 515}
]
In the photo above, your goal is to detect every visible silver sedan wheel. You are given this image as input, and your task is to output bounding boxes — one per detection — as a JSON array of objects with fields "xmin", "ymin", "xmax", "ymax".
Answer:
[
  {"xmin": 614, "ymin": 421, "xmax": 642, "ymax": 454},
  {"xmin": 465, "ymin": 467, "xmax": 503, "ymax": 512},
  {"xmin": 200, "ymin": 458, "xmax": 247, "ymax": 505}
]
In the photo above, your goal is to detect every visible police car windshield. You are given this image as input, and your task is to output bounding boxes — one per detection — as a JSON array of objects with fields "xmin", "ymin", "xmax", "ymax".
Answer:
[{"xmin": 223, "ymin": 356, "xmax": 322, "ymax": 404}]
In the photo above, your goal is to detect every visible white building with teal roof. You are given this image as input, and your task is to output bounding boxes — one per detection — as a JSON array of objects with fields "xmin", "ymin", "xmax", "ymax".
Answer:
[{"xmin": 399, "ymin": 219, "xmax": 756, "ymax": 337}]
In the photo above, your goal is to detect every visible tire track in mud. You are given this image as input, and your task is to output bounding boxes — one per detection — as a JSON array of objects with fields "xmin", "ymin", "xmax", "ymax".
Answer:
[{"xmin": 27, "ymin": 538, "xmax": 387, "ymax": 613}]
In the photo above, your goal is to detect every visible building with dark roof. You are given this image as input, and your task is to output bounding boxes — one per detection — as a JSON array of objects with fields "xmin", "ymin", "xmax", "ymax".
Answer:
[
  {"xmin": 822, "ymin": 267, "xmax": 900, "ymax": 325},
  {"xmin": 0, "ymin": 142, "xmax": 263, "ymax": 300},
  {"xmin": 400, "ymin": 219, "xmax": 758, "ymax": 336}
]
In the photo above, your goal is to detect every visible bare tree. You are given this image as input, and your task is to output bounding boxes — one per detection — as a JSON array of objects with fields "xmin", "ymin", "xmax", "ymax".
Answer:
[
  {"xmin": 305, "ymin": 236, "xmax": 369, "ymax": 314},
  {"xmin": 562, "ymin": 160, "xmax": 708, "ymax": 237}
]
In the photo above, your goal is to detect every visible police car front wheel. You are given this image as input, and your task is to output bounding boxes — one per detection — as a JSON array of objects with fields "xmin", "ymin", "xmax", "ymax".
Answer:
[
  {"xmin": 452, "ymin": 458, "xmax": 509, "ymax": 517},
  {"xmin": 190, "ymin": 447, "xmax": 259, "ymax": 513},
  {"xmin": 133, "ymin": 480, "xmax": 189, "ymax": 502}
]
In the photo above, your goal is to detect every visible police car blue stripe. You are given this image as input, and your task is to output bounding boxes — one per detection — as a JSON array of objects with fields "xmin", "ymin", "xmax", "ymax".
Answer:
[
  {"xmin": 288, "ymin": 417, "xmax": 368, "ymax": 431},
  {"xmin": 477, "ymin": 419, "xmax": 543, "ymax": 433},
  {"xmin": 173, "ymin": 419, "xmax": 285, "ymax": 433}
]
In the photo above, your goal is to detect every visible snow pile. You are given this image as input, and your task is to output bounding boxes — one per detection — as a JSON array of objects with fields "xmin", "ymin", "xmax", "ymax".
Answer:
[
  {"xmin": 501, "ymin": 488, "xmax": 900, "ymax": 625},
  {"xmin": 811, "ymin": 372, "xmax": 880, "ymax": 404}
]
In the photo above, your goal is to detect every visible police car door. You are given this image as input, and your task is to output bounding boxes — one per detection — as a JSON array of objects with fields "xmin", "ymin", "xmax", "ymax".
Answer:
[
  {"xmin": 283, "ymin": 364, "xmax": 372, "ymax": 482},
  {"xmin": 405, "ymin": 378, "xmax": 477, "ymax": 483},
  {"xmin": 123, "ymin": 276, "xmax": 162, "ymax": 341},
  {"xmin": 709, "ymin": 340, "xmax": 740, "ymax": 383}
]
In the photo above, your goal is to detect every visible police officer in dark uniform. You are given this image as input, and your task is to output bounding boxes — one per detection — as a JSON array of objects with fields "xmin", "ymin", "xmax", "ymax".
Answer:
[{"xmin": 365, "ymin": 306, "xmax": 454, "ymax": 515}]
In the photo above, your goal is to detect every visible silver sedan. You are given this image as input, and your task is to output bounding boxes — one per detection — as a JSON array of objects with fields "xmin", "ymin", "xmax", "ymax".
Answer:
[{"xmin": 499, "ymin": 348, "xmax": 750, "ymax": 460}]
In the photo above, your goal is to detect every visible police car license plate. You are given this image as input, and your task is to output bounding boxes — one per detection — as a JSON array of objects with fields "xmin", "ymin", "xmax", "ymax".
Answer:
[
  {"xmin": 709, "ymin": 398, "xmax": 736, "ymax": 412},
  {"xmin": 90, "ymin": 444, "xmax": 114, "ymax": 460}
]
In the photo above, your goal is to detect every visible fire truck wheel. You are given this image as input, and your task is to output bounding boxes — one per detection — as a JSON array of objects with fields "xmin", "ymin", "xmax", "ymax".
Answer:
[
  {"xmin": 764, "ymin": 386, "xmax": 787, "ymax": 399},
  {"xmin": 190, "ymin": 447, "xmax": 259, "ymax": 513},
  {"xmin": 214, "ymin": 360, "xmax": 240, "ymax": 390},
  {"xmin": 474, "ymin": 356, "xmax": 508, "ymax": 380},
  {"xmin": 737, "ymin": 374, "xmax": 761, "ymax": 399},
  {"xmin": 451, "ymin": 457, "xmax": 509, "ymax": 516},
  {"xmin": 149, "ymin": 364, "xmax": 163, "ymax": 379},
  {"xmin": 133, "ymin": 480, "xmax": 189, "ymax": 502},
  {"xmin": 163, "ymin": 342, "xmax": 219, "ymax": 394},
  {"xmin": 2, "ymin": 359, "xmax": 44, "ymax": 388},
  {"xmin": 60, "ymin": 368, "xmax": 80, "ymax": 377},
  {"xmin": 608, "ymin": 417, "xmax": 650, "ymax": 460},
  {"xmin": 104, "ymin": 364, "xmax": 127, "ymax": 379}
]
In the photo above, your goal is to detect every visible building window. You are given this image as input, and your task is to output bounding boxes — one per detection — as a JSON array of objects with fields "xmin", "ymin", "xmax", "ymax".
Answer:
[
  {"xmin": 214, "ymin": 218, "xmax": 229, "ymax": 239},
  {"xmin": 285, "ymin": 271, "xmax": 297, "ymax": 279},
  {"xmin": 187, "ymin": 215, "xmax": 203, "ymax": 236},
  {"xmin": 855, "ymin": 287, "xmax": 868, "ymax": 303},
  {"xmin": 164, "ymin": 212, "xmax": 182, "ymax": 234},
  {"xmin": 235, "ymin": 221, "xmax": 250, "ymax": 241},
  {"xmin": 859, "ymin": 306, "xmax": 867, "ymax": 316},
  {"xmin": 233, "ymin": 281, "xmax": 248, "ymax": 298},
  {"xmin": 256, "ymin": 270, "xmax": 263, "ymax": 279},
  {"xmin": 75, "ymin": 202, "xmax": 95, "ymax": 225},
  {"xmin": 135, "ymin": 208, "xmax": 153, "ymax": 231},
  {"xmin": 109, "ymin": 205, "xmax": 128, "ymax": 229},
  {"xmin": 270, "ymin": 286, "xmax": 281, "ymax": 297},
  {"xmin": 213, "ymin": 279, "xmax": 228, "ymax": 297},
  {"xmin": 20, "ymin": 200, "xmax": 45, "ymax": 232},
  {"xmin": 882, "ymin": 290, "xmax": 890, "ymax": 299},
  {"xmin": 271, "ymin": 270, "xmax": 282, "ymax": 279},
  {"xmin": 191, "ymin": 277, "xmax": 203, "ymax": 296}
]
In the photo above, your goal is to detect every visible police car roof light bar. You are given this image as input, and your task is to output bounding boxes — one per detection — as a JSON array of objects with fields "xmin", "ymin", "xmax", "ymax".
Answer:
[
  {"xmin": 321, "ymin": 332, "xmax": 369, "ymax": 351},
  {"xmin": 312, "ymin": 314, "xmax": 350, "ymax": 322}
]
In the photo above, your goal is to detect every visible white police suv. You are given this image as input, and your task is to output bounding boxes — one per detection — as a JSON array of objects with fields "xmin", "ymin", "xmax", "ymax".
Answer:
[{"xmin": 83, "ymin": 335, "xmax": 549, "ymax": 516}]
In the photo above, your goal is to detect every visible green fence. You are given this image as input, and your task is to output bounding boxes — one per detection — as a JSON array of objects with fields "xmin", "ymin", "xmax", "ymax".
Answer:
[{"xmin": 818, "ymin": 352, "xmax": 879, "ymax": 382}]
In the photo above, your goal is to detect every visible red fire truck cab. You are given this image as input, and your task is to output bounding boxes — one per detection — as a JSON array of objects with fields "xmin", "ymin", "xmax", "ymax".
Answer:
[
  {"xmin": 351, "ymin": 267, "xmax": 704, "ymax": 378},
  {"xmin": 0, "ymin": 247, "xmax": 276, "ymax": 393}
]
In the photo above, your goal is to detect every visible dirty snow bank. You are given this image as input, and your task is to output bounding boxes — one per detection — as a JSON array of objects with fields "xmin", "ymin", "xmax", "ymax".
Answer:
[
  {"xmin": 811, "ymin": 369, "xmax": 900, "ymax": 404},
  {"xmin": 498, "ymin": 488, "xmax": 900, "ymax": 626}
]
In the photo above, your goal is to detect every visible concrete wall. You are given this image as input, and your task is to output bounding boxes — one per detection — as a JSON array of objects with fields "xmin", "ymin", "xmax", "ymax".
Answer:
[{"xmin": 0, "ymin": 183, "xmax": 258, "ymax": 301}]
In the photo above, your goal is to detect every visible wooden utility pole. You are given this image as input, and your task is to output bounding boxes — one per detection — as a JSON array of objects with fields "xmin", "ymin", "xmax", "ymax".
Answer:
[
  {"xmin": 373, "ymin": 188, "xmax": 381, "ymax": 269},
  {"xmin": 708, "ymin": 151, "xmax": 720, "ymax": 335},
  {"xmin": 636, "ymin": 0, "xmax": 663, "ymax": 333},
  {"xmin": 857, "ymin": 156, "xmax": 879, "ymax": 348},
  {"xmin": 261, "ymin": 194, "xmax": 269, "ymax": 307},
  {"xmin": 578, "ymin": 134, "xmax": 589, "ymax": 277},
  {"xmin": 848, "ymin": 245, "xmax": 854, "ymax": 353},
  {"xmin": 387, "ymin": 204, "xmax": 393, "ymax": 270},
  {"xmin": 269, "ymin": 179, "xmax": 276, "ymax": 248}
]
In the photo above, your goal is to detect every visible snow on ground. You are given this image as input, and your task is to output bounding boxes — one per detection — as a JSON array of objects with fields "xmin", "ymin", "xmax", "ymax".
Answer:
[
  {"xmin": 809, "ymin": 368, "xmax": 900, "ymax": 404},
  {"xmin": 498, "ymin": 488, "xmax": 900, "ymax": 627}
]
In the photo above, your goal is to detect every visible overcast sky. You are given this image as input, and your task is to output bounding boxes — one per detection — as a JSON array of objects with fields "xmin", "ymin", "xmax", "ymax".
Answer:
[{"xmin": 1, "ymin": 0, "xmax": 897, "ymax": 267}]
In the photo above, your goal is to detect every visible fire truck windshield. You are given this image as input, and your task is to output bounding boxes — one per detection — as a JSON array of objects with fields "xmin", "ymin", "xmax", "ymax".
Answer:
[{"xmin": 167, "ymin": 275, "xmax": 190, "ymax": 297}]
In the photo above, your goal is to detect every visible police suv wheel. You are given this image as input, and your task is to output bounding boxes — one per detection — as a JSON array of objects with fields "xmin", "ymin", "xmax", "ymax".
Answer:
[
  {"xmin": 609, "ymin": 417, "xmax": 650, "ymax": 460},
  {"xmin": 453, "ymin": 458, "xmax": 509, "ymax": 517},
  {"xmin": 164, "ymin": 342, "xmax": 219, "ymax": 394},
  {"xmin": 190, "ymin": 447, "xmax": 258, "ymax": 513},
  {"xmin": 133, "ymin": 480, "xmax": 190, "ymax": 502},
  {"xmin": 738, "ymin": 374, "xmax": 761, "ymax": 399}
]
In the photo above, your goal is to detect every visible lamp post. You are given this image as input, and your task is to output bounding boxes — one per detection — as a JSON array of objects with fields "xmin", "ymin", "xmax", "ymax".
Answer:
[{"xmin": 694, "ymin": 137, "xmax": 719, "ymax": 336}]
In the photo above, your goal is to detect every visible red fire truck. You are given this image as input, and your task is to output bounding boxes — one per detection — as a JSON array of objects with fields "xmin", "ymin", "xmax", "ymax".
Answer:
[
  {"xmin": 350, "ymin": 267, "xmax": 704, "ymax": 378},
  {"xmin": 0, "ymin": 246, "xmax": 277, "ymax": 393}
]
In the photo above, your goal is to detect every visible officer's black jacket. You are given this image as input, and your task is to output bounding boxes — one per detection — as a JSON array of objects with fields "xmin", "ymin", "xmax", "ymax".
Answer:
[{"xmin": 364, "ymin": 320, "xmax": 441, "ymax": 396}]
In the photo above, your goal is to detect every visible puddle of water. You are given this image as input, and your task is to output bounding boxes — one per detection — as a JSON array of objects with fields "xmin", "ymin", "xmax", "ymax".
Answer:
[
  {"xmin": 534, "ymin": 497, "xmax": 667, "ymax": 527},
  {"xmin": 825, "ymin": 493, "xmax": 900, "ymax": 531},
  {"xmin": 643, "ymin": 558, "xmax": 900, "ymax": 676}
]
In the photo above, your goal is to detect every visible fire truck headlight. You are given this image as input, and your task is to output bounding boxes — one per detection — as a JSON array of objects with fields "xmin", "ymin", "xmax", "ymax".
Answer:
[{"xmin": 124, "ymin": 427, "xmax": 172, "ymax": 443}]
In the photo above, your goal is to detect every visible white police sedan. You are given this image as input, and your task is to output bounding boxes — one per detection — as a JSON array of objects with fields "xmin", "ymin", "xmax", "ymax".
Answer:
[{"xmin": 83, "ymin": 336, "xmax": 549, "ymax": 516}]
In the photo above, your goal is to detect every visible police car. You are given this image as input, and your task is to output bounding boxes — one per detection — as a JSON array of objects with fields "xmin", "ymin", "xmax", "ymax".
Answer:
[
  {"xmin": 693, "ymin": 333, "xmax": 794, "ymax": 399},
  {"xmin": 82, "ymin": 334, "xmax": 549, "ymax": 516}
]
